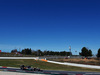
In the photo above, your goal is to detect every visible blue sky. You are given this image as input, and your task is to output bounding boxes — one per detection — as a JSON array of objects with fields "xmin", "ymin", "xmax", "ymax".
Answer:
[{"xmin": 0, "ymin": 0, "xmax": 100, "ymax": 55}]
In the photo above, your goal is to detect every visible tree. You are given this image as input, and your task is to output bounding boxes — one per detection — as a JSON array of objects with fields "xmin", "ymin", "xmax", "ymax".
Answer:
[
  {"xmin": 66, "ymin": 52, "xmax": 72, "ymax": 56},
  {"xmin": 97, "ymin": 48, "xmax": 100, "ymax": 58},
  {"xmin": 49, "ymin": 51, "xmax": 54, "ymax": 55},
  {"xmin": 88, "ymin": 50, "xmax": 92, "ymax": 56},
  {"xmin": 80, "ymin": 47, "xmax": 92, "ymax": 57},
  {"xmin": 43, "ymin": 50, "xmax": 47, "ymax": 55},
  {"xmin": 46, "ymin": 51, "xmax": 50, "ymax": 55},
  {"xmin": 37, "ymin": 49, "xmax": 43, "ymax": 56},
  {"xmin": 21, "ymin": 48, "xmax": 32, "ymax": 55},
  {"xmin": 55, "ymin": 52, "xmax": 60, "ymax": 55},
  {"xmin": 80, "ymin": 47, "xmax": 89, "ymax": 57},
  {"xmin": 60, "ymin": 51, "xmax": 66, "ymax": 56},
  {"xmin": 11, "ymin": 49, "xmax": 17, "ymax": 53}
]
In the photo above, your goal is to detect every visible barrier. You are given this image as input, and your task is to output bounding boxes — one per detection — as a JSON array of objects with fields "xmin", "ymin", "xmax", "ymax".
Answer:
[
  {"xmin": 2, "ymin": 66, "xmax": 7, "ymax": 68},
  {"xmin": 41, "ymin": 59, "xmax": 47, "ymax": 62}
]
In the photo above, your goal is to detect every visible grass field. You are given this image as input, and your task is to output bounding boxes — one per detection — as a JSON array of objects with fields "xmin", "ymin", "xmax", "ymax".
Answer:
[{"xmin": 0, "ymin": 59, "xmax": 100, "ymax": 72}]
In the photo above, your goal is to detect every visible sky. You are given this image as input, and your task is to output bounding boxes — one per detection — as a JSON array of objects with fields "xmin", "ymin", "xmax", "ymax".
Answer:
[{"xmin": 0, "ymin": 0, "xmax": 100, "ymax": 55}]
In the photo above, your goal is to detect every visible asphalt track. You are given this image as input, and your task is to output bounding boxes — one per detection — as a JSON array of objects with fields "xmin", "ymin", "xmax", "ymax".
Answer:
[{"xmin": 0, "ymin": 67, "xmax": 100, "ymax": 75}]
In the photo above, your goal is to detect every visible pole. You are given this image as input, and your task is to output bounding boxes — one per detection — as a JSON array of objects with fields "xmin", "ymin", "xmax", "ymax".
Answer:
[{"xmin": 69, "ymin": 46, "xmax": 71, "ymax": 57}]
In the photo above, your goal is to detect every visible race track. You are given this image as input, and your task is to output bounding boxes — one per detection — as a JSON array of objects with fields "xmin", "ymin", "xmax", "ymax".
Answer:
[
  {"xmin": 0, "ymin": 57, "xmax": 100, "ymax": 75},
  {"xmin": 0, "ymin": 67, "xmax": 100, "ymax": 75}
]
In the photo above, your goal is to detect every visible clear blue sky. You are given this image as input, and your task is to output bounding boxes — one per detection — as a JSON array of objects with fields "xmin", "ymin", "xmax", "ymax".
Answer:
[{"xmin": 0, "ymin": 0, "xmax": 100, "ymax": 55}]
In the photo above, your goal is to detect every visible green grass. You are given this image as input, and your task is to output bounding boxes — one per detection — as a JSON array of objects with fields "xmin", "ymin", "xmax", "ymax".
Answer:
[{"xmin": 0, "ymin": 59, "xmax": 100, "ymax": 72}]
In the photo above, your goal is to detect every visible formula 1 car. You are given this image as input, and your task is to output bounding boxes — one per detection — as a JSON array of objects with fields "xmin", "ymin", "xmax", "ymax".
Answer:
[{"xmin": 20, "ymin": 65, "xmax": 42, "ymax": 71}]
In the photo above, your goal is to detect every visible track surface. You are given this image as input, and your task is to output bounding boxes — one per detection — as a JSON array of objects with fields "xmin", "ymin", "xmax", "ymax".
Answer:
[{"xmin": 0, "ymin": 67, "xmax": 100, "ymax": 75}]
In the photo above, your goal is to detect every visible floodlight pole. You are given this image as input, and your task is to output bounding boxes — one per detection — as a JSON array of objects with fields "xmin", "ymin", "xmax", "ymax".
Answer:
[{"xmin": 69, "ymin": 46, "xmax": 71, "ymax": 57}]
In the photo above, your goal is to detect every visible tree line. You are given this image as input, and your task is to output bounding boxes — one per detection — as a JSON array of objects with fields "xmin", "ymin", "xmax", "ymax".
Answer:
[
  {"xmin": 21, "ymin": 49, "xmax": 72, "ymax": 56},
  {"xmin": 11, "ymin": 48, "xmax": 72, "ymax": 56},
  {"xmin": 11, "ymin": 47, "xmax": 100, "ymax": 58}
]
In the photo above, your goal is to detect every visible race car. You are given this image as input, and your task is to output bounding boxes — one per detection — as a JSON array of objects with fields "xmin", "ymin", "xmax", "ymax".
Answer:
[{"xmin": 20, "ymin": 65, "xmax": 42, "ymax": 71}]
